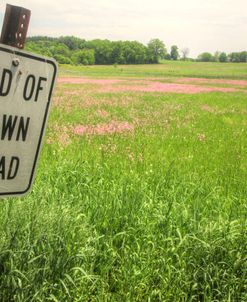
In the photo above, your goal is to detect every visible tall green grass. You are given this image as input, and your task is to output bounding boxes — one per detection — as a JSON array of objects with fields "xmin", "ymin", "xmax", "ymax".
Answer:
[{"xmin": 0, "ymin": 66, "xmax": 246, "ymax": 301}]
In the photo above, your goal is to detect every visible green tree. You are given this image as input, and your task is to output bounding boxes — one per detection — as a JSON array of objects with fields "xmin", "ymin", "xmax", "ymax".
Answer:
[
  {"xmin": 54, "ymin": 54, "xmax": 72, "ymax": 64},
  {"xmin": 147, "ymin": 39, "xmax": 166, "ymax": 63},
  {"xmin": 121, "ymin": 41, "xmax": 147, "ymax": 64},
  {"xmin": 72, "ymin": 49, "xmax": 95, "ymax": 65},
  {"xmin": 219, "ymin": 52, "xmax": 227, "ymax": 63},
  {"xmin": 164, "ymin": 53, "xmax": 171, "ymax": 60},
  {"xmin": 50, "ymin": 44, "xmax": 71, "ymax": 58},
  {"xmin": 58, "ymin": 36, "xmax": 85, "ymax": 50},
  {"xmin": 197, "ymin": 52, "xmax": 214, "ymax": 62},
  {"xmin": 170, "ymin": 45, "xmax": 179, "ymax": 60},
  {"xmin": 110, "ymin": 41, "xmax": 126, "ymax": 64},
  {"xmin": 239, "ymin": 51, "xmax": 247, "ymax": 62},
  {"xmin": 228, "ymin": 52, "xmax": 240, "ymax": 62},
  {"xmin": 86, "ymin": 40, "xmax": 113, "ymax": 64}
]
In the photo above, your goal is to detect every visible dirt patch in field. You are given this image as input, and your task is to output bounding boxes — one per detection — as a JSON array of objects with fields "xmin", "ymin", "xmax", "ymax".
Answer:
[
  {"xmin": 200, "ymin": 104, "xmax": 247, "ymax": 115},
  {"xmin": 96, "ymin": 109, "xmax": 110, "ymax": 117},
  {"xmin": 53, "ymin": 91, "xmax": 140, "ymax": 109},
  {"xmin": 47, "ymin": 124, "xmax": 72, "ymax": 146},
  {"xmin": 73, "ymin": 121, "xmax": 134, "ymax": 136},
  {"xmin": 200, "ymin": 104, "xmax": 216, "ymax": 113}
]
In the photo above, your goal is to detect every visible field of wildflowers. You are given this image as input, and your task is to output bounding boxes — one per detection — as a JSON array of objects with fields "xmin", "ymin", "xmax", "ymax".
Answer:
[{"xmin": 0, "ymin": 62, "xmax": 246, "ymax": 301}]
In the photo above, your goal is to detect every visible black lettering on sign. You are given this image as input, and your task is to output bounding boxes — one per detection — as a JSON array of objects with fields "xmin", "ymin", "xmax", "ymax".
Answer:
[
  {"xmin": 23, "ymin": 75, "xmax": 47, "ymax": 102},
  {"xmin": 23, "ymin": 75, "xmax": 35, "ymax": 101},
  {"xmin": 1, "ymin": 115, "xmax": 30, "ymax": 141},
  {"xmin": 1, "ymin": 115, "xmax": 17, "ymax": 140},
  {"xmin": 0, "ymin": 156, "xmax": 5, "ymax": 179},
  {"xmin": 8, "ymin": 157, "xmax": 20, "ymax": 180},
  {"xmin": 0, "ymin": 156, "xmax": 20, "ymax": 180},
  {"xmin": 35, "ymin": 77, "xmax": 47, "ymax": 102},
  {"xmin": 0, "ymin": 69, "xmax": 12, "ymax": 96},
  {"xmin": 16, "ymin": 117, "xmax": 30, "ymax": 141}
]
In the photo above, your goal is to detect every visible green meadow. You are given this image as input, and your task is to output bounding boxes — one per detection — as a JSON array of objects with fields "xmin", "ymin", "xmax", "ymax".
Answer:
[
  {"xmin": 0, "ymin": 62, "xmax": 246, "ymax": 301},
  {"xmin": 59, "ymin": 61, "xmax": 247, "ymax": 79}
]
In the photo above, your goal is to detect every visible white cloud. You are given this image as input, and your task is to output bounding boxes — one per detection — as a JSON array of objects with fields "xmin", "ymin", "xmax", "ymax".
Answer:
[{"xmin": 0, "ymin": 0, "xmax": 246, "ymax": 57}]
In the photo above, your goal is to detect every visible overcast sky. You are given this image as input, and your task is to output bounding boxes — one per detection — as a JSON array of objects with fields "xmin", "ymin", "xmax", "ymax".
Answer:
[{"xmin": 0, "ymin": 0, "xmax": 246, "ymax": 57}]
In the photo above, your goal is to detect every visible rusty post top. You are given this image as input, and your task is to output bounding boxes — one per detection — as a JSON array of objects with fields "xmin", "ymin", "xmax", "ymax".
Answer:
[{"xmin": 0, "ymin": 4, "xmax": 31, "ymax": 49}]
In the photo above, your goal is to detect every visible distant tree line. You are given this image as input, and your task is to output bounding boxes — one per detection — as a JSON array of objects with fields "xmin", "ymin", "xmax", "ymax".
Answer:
[
  {"xmin": 26, "ymin": 36, "xmax": 247, "ymax": 65},
  {"xmin": 26, "ymin": 36, "xmax": 167, "ymax": 65},
  {"xmin": 197, "ymin": 51, "xmax": 247, "ymax": 63}
]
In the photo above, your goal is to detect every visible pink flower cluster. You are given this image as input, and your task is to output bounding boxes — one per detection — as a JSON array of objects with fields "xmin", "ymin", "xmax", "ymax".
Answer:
[
  {"xmin": 57, "ymin": 76, "xmax": 243, "ymax": 95},
  {"xmin": 177, "ymin": 77, "xmax": 247, "ymax": 87},
  {"xmin": 57, "ymin": 78, "xmax": 121, "ymax": 85},
  {"xmin": 100, "ymin": 82, "xmax": 237, "ymax": 94}
]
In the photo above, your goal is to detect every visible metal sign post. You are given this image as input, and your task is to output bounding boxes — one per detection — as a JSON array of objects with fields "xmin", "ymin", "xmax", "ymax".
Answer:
[
  {"xmin": 1, "ymin": 4, "xmax": 31, "ymax": 49},
  {"xmin": 0, "ymin": 4, "xmax": 57, "ymax": 198}
]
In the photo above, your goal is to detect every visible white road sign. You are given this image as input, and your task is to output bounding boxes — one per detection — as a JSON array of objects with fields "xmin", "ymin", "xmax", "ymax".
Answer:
[{"xmin": 0, "ymin": 44, "xmax": 57, "ymax": 197}]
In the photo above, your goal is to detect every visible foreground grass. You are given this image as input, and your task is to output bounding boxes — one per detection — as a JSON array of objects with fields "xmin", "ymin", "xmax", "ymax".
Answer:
[{"xmin": 0, "ymin": 66, "xmax": 246, "ymax": 301}]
